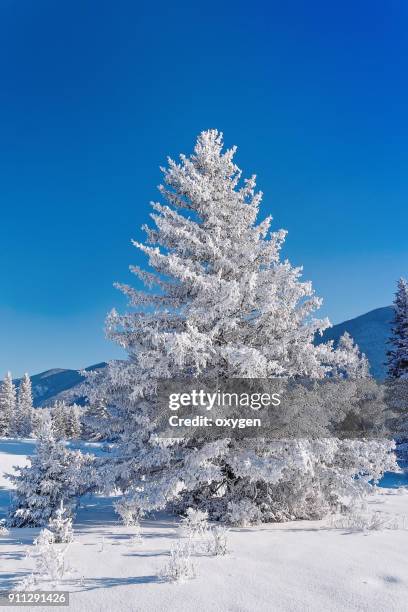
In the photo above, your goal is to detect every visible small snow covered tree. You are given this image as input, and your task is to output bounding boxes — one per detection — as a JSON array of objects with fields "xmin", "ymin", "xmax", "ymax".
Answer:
[
  {"xmin": 50, "ymin": 402, "xmax": 82, "ymax": 440},
  {"xmin": 50, "ymin": 401, "xmax": 68, "ymax": 440},
  {"xmin": 89, "ymin": 130, "xmax": 396, "ymax": 523},
  {"xmin": 65, "ymin": 405, "xmax": 82, "ymax": 440},
  {"xmin": 31, "ymin": 407, "xmax": 48, "ymax": 437},
  {"xmin": 24, "ymin": 528, "xmax": 70, "ymax": 589},
  {"xmin": 0, "ymin": 372, "xmax": 16, "ymax": 437},
  {"xmin": 205, "ymin": 525, "xmax": 229, "ymax": 556},
  {"xmin": 114, "ymin": 497, "xmax": 143, "ymax": 526},
  {"xmin": 332, "ymin": 332, "xmax": 370, "ymax": 379},
  {"xmin": 48, "ymin": 501, "xmax": 74, "ymax": 543},
  {"xmin": 7, "ymin": 418, "xmax": 82, "ymax": 527},
  {"xmin": 14, "ymin": 373, "xmax": 34, "ymax": 437},
  {"xmin": 387, "ymin": 277, "xmax": 408, "ymax": 379},
  {"xmin": 180, "ymin": 508, "xmax": 209, "ymax": 539},
  {"xmin": 160, "ymin": 541, "xmax": 196, "ymax": 583},
  {"xmin": 0, "ymin": 519, "xmax": 9, "ymax": 536}
]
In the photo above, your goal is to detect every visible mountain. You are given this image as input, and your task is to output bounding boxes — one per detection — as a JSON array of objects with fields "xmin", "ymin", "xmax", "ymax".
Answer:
[
  {"xmin": 15, "ymin": 363, "xmax": 106, "ymax": 407},
  {"xmin": 19, "ymin": 306, "xmax": 394, "ymax": 406},
  {"xmin": 319, "ymin": 306, "xmax": 394, "ymax": 379}
]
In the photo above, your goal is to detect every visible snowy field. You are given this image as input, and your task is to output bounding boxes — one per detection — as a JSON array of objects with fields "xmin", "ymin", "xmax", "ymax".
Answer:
[{"xmin": 1, "ymin": 440, "xmax": 408, "ymax": 611}]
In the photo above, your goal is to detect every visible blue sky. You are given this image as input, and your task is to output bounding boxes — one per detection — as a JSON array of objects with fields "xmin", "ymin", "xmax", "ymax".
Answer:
[{"xmin": 1, "ymin": 0, "xmax": 407, "ymax": 376}]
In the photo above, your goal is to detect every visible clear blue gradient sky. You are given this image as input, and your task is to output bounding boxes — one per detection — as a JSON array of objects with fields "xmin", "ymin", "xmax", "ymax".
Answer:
[{"xmin": 1, "ymin": 1, "xmax": 407, "ymax": 376}]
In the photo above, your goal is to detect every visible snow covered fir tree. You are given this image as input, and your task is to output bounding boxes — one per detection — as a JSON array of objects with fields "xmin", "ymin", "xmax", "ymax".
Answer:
[
  {"xmin": 86, "ymin": 130, "xmax": 396, "ymax": 525},
  {"xmin": 7, "ymin": 418, "xmax": 85, "ymax": 527},
  {"xmin": 50, "ymin": 400, "xmax": 67, "ymax": 440},
  {"xmin": 48, "ymin": 500, "xmax": 74, "ymax": 543},
  {"xmin": 0, "ymin": 371, "xmax": 35, "ymax": 438},
  {"xmin": 332, "ymin": 332, "xmax": 370, "ymax": 379},
  {"xmin": 50, "ymin": 400, "xmax": 82, "ymax": 440},
  {"xmin": 14, "ymin": 373, "xmax": 34, "ymax": 437},
  {"xmin": 387, "ymin": 277, "xmax": 408, "ymax": 379},
  {"xmin": 0, "ymin": 372, "xmax": 16, "ymax": 437}
]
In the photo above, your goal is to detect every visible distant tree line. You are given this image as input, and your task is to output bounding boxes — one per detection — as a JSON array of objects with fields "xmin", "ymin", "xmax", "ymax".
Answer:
[
  {"xmin": 0, "ymin": 372, "xmax": 35, "ymax": 437},
  {"xmin": 0, "ymin": 372, "xmax": 110, "ymax": 442}
]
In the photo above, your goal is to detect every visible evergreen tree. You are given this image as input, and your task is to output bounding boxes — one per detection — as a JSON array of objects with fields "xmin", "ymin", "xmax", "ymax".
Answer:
[
  {"xmin": 48, "ymin": 501, "xmax": 74, "ymax": 543},
  {"xmin": 0, "ymin": 372, "xmax": 16, "ymax": 437},
  {"xmin": 333, "ymin": 332, "xmax": 370, "ymax": 379},
  {"xmin": 22, "ymin": 527, "xmax": 70, "ymax": 589},
  {"xmin": 15, "ymin": 373, "xmax": 34, "ymax": 437},
  {"xmin": 50, "ymin": 401, "xmax": 67, "ymax": 440},
  {"xmin": 7, "ymin": 418, "xmax": 81, "ymax": 527},
  {"xmin": 50, "ymin": 401, "xmax": 82, "ymax": 440},
  {"xmin": 82, "ymin": 398, "xmax": 110, "ymax": 441},
  {"xmin": 89, "ymin": 130, "xmax": 395, "ymax": 523},
  {"xmin": 31, "ymin": 408, "xmax": 47, "ymax": 437},
  {"xmin": 65, "ymin": 405, "xmax": 82, "ymax": 440},
  {"xmin": 387, "ymin": 277, "xmax": 408, "ymax": 379}
]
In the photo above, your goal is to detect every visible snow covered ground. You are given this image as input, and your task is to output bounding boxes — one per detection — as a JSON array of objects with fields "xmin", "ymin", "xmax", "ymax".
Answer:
[{"xmin": 1, "ymin": 439, "xmax": 408, "ymax": 611}]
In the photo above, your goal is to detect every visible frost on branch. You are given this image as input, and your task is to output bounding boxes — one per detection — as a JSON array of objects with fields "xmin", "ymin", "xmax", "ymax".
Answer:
[{"xmin": 87, "ymin": 130, "xmax": 397, "ymax": 524}]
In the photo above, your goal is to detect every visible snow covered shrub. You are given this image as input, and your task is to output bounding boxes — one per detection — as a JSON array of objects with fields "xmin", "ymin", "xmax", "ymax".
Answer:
[
  {"xmin": 205, "ymin": 526, "xmax": 229, "ymax": 556},
  {"xmin": 179, "ymin": 507, "xmax": 210, "ymax": 553},
  {"xmin": 0, "ymin": 519, "xmax": 9, "ymax": 536},
  {"xmin": 236, "ymin": 438, "xmax": 397, "ymax": 523},
  {"xmin": 130, "ymin": 522, "xmax": 143, "ymax": 545},
  {"xmin": 14, "ymin": 573, "xmax": 36, "ymax": 592},
  {"xmin": 115, "ymin": 497, "xmax": 144, "ymax": 526},
  {"xmin": 227, "ymin": 499, "xmax": 263, "ymax": 527},
  {"xmin": 26, "ymin": 528, "xmax": 70, "ymax": 588},
  {"xmin": 48, "ymin": 501, "xmax": 74, "ymax": 543},
  {"xmin": 160, "ymin": 541, "xmax": 197, "ymax": 583},
  {"xmin": 33, "ymin": 527, "xmax": 55, "ymax": 546},
  {"xmin": 86, "ymin": 130, "xmax": 397, "ymax": 525},
  {"xmin": 115, "ymin": 498, "xmax": 144, "ymax": 543},
  {"xmin": 7, "ymin": 418, "xmax": 85, "ymax": 527},
  {"xmin": 330, "ymin": 509, "xmax": 397, "ymax": 532},
  {"xmin": 180, "ymin": 508, "xmax": 209, "ymax": 538}
]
